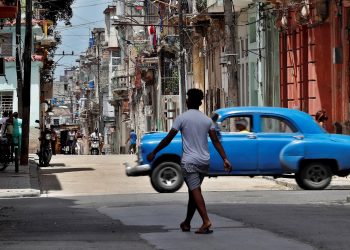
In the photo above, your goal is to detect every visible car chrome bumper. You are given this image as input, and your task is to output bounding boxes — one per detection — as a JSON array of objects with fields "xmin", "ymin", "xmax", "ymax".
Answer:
[{"xmin": 124, "ymin": 162, "xmax": 151, "ymax": 176}]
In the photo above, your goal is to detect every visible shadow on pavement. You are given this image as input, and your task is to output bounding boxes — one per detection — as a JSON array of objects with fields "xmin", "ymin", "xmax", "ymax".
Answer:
[
  {"xmin": 40, "ymin": 167, "xmax": 94, "ymax": 174},
  {"xmin": 49, "ymin": 163, "xmax": 66, "ymax": 167}
]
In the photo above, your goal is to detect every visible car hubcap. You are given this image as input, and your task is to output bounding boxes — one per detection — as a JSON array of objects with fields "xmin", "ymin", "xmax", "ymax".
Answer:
[
  {"xmin": 159, "ymin": 167, "xmax": 178, "ymax": 187},
  {"xmin": 306, "ymin": 166, "xmax": 328, "ymax": 183}
]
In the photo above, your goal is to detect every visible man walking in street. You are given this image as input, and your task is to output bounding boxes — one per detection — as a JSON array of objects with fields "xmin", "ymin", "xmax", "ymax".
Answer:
[
  {"xmin": 126, "ymin": 129, "xmax": 137, "ymax": 154},
  {"xmin": 147, "ymin": 88, "xmax": 232, "ymax": 234}
]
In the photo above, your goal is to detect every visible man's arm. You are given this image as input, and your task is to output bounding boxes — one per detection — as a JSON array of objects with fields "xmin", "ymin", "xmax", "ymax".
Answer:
[
  {"xmin": 208, "ymin": 129, "xmax": 232, "ymax": 172},
  {"xmin": 147, "ymin": 128, "xmax": 178, "ymax": 162},
  {"xmin": 125, "ymin": 135, "xmax": 130, "ymax": 144}
]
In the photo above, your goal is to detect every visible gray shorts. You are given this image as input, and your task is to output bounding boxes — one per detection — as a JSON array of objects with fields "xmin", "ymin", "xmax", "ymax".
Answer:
[{"xmin": 181, "ymin": 163, "xmax": 209, "ymax": 191}]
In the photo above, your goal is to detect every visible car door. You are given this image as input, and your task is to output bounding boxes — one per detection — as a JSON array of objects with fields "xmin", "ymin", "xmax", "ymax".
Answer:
[
  {"xmin": 257, "ymin": 115, "xmax": 301, "ymax": 173},
  {"xmin": 209, "ymin": 114, "xmax": 258, "ymax": 174}
]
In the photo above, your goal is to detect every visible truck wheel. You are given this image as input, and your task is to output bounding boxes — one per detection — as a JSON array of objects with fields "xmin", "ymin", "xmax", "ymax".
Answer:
[
  {"xmin": 151, "ymin": 162, "xmax": 184, "ymax": 193},
  {"xmin": 295, "ymin": 162, "xmax": 332, "ymax": 190}
]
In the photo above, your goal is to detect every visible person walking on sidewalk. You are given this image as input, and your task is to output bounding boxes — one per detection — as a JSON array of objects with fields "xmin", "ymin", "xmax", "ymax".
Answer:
[
  {"xmin": 0, "ymin": 111, "xmax": 9, "ymax": 135},
  {"xmin": 12, "ymin": 112, "xmax": 22, "ymax": 153},
  {"xmin": 4, "ymin": 112, "xmax": 14, "ymax": 159},
  {"xmin": 147, "ymin": 88, "xmax": 232, "ymax": 234},
  {"xmin": 126, "ymin": 129, "xmax": 137, "ymax": 154}
]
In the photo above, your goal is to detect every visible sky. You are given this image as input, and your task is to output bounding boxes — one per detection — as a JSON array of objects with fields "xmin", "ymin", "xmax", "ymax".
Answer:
[{"xmin": 53, "ymin": 0, "xmax": 111, "ymax": 80}]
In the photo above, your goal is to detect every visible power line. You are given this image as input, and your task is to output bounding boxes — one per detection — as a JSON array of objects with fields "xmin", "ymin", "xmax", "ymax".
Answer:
[{"xmin": 72, "ymin": 1, "xmax": 113, "ymax": 8}]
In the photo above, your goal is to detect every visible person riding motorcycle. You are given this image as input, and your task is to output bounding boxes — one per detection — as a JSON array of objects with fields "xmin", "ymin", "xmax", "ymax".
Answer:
[{"xmin": 90, "ymin": 128, "xmax": 102, "ymax": 155}]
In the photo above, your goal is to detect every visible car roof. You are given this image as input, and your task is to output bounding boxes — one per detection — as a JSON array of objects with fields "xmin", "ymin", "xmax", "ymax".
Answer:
[{"xmin": 214, "ymin": 106, "xmax": 324, "ymax": 134}]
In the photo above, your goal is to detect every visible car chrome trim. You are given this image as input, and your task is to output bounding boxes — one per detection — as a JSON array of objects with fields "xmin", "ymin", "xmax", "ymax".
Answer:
[
  {"xmin": 293, "ymin": 135, "xmax": 304, "ymax": 140},
  {"xmin": 247, "ymin": 133, "xmax": 257, "ymax": 139},
  {"xmin": 124, "ymin": 162, "xmax": 151, "ymax": 176}
]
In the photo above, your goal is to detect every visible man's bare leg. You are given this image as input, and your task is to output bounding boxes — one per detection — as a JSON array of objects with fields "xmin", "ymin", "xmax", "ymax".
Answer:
[
  {"xmin": 181, "ymin": 190, "xmax": 196, "ymax": 231},
  {"xmin": 191, "ymin": 186, "xmax": 212, "ymax": 232}
]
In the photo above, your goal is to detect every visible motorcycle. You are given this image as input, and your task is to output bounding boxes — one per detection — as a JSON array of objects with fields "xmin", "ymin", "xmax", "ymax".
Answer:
[
  {"xmin": 90, "ymin": 139, "xmax": 100, "ymax": 155},
  {"xmin": 36, "ymin": 120, "xmax": 52, "ymax": 167}
]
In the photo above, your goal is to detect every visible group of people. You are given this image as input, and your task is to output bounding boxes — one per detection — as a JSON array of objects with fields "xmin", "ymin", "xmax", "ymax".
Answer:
[{"xmin": 0, "ymin": 111, "xmax": 22, "ymax": 158}]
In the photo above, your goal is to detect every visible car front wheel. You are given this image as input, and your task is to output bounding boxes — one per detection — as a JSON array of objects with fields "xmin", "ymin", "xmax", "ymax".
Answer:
[
  {"xmin": 295, "ymin": 162, "xmax": 332, "ymax": 190},
  {"xmin": 151, "ymin": 162, "xmax": 184, "ymax": 193}
]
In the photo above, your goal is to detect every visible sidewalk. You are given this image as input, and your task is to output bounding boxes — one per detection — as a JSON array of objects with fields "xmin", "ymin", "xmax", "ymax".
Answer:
[
  {"xmin": 0, "ymin": 155, "xmax": 41, "ymax": 198},
  {"xmin": 264, "ymin": 175, "xmax": 350, "ymax": 190}
]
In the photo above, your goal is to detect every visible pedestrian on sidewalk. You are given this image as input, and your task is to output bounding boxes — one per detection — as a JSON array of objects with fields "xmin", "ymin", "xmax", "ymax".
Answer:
[
  {"xmin": 50, "ymin": 126, "xmax": 57, "ymax": 155},
  {"xmin": 12, "ymin": 112, "xmax": 22, "ymax": 153},
  {"xmin": 0, "ymin": 111, "xmax": 9, "ymax": 135},
  {"xmin": 4, "ymin": 112, "xmax": 14, "ymax": 159},
  {"xmin": 126, "ymin": 129, "xmax": 137, "ymax": 154},
  {"xmin": 147, "ymin": 88, "xmax": 232, "ymax": 234}
]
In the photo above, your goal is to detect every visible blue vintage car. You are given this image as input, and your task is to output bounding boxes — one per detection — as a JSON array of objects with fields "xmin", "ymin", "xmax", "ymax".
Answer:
[{"xmin": 126, "ymin": 107, "xmax": 350, "ymax": 192}]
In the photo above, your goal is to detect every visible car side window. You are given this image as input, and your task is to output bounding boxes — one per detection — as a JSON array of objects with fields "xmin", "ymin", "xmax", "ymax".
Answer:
[
  {"xmin": 221, "ymin": 116, "xmax": 253, "ymax": 133},
  {"xmin": 261, "ymin": 116, "xmax": 297, "ymax": 133}
]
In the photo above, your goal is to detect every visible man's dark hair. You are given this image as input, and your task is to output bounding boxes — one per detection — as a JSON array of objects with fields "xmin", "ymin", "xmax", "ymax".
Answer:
[
  {"xmin": 12, "ymin": 112, "xmax": 18, "ymax": 118},
  {"xmin": 2, "ymin": 111, "xmax": 8, "ymax": 117},
  {"xmin": 315, "ymin": 109, "xmax": 328, "ymax": 122},
  {"xmin": 186, "ymin": 88, "xmax": 204, "ymax": 108}
]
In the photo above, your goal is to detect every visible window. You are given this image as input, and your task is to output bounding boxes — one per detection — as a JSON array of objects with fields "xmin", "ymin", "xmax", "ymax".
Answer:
[
  {"xmin": 53, "ymin": 119, "xmax": 60, "ymax": 126},
  {"xmin": 249, "ymin": 17, "xmax": 256, "ymax": 43},
  {"xmin": 261, "ymin": 116, "xmax": 297, "ymax": 133},
  {"xmin": 111, "ymin": 50, "xmax": 121, "ymax": 71},
  {"xmin": 0, "ymin": 91, "xmax": 13, "ymax": 114},
  {"xmin": 220, "ymin": 115, "xmax": 252, "ymax": 133},
  {"xmin": 0, "ymin": 33, "xmax": 13, "ymax": 57}
]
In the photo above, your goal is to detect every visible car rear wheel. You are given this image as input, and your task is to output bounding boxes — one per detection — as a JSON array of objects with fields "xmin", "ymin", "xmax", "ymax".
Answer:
[
  {"xmin": 151, "ymin": 162, "xmax": 184, "ymax": 193},
  {"xmin": 295, "ymin": 162, "xmax": 332, "ymax": 190}
]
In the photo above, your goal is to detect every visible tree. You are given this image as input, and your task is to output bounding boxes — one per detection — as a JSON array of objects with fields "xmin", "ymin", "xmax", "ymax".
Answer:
[{"xmin": 36, "ymin": 0, "xmax": 75, "ymax": 84}]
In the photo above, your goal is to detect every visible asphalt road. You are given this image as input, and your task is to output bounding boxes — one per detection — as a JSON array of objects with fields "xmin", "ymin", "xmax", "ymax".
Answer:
[{"xmin": 1, "ymin": 155, "xmax": 350, "ymax": 250}]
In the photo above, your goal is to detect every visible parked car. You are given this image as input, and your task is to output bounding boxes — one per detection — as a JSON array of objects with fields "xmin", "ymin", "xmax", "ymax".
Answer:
[{"xmin": 125, "ymin": 107, "xmax": 350, "ymax": 192}]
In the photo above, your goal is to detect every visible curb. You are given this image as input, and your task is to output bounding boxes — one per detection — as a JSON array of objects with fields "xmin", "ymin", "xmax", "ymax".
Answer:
[
  {"xmin": 29, "ymin": 158, "xmax": 41, "ymax": 194},
  {"xmin": 0, "ymin": 189, "xmax": 41, "ymax": 198},
  {"xmin": 263, "ymin": 176, "xmax": 299, "ymax": 190}
]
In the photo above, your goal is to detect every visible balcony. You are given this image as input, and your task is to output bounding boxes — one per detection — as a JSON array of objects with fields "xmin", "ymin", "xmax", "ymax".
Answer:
[
  {"xmin": 111, "ymin": 64, "xmax": 126, "ymax": 78},
  {"xmin": 35, "ymin": 35, "xmax": 57, "ymax": 47},
  {"xmin": 111, "ymin": 77, "xmax": 128, "ymax": 100},
  {"xmin": 0, "ymin": 1, "xmax": 18, "ymax": 18}
]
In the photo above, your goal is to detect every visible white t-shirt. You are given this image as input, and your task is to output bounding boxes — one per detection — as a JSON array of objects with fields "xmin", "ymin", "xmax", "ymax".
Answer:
[
  {"xmin": 172, "ymin": 109, "xmax": 214, "ymax": 166},
  {"xmin": 90, "ymin": 132, "xmax": 101, "ymax": 140}
]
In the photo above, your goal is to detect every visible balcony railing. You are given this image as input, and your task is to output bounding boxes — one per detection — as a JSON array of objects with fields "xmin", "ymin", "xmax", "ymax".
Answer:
[{"xmin": 111, "ymin": 78, "xmax": 128, "ymax": 100}]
